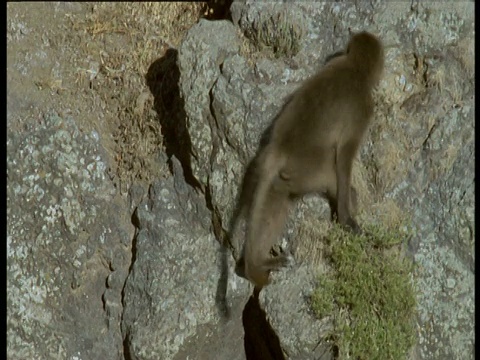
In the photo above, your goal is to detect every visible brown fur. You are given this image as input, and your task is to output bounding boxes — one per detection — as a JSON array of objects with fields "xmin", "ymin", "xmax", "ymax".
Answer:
[{"xmin": 239, "ymin": 31, "xmax": 384, "ymax": 288}]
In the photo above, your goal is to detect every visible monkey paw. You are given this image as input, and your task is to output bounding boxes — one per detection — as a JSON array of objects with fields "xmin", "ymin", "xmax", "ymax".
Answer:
[{"xmin": 344, "ymin": 217, "xmax": 363, "ymax": 235}]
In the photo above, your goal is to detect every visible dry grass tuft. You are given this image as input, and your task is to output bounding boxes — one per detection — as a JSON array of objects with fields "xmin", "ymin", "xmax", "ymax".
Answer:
[
  {"xmin": 69, "ymin": 3, "xmax": 205, "ymax": 192},
  {"xmin": 78, "ymin": 2, "xmax": 206, "ymax": 76},
  {"xmin": 373, "ymin": 139, "xmax": 408, "ymax": 194},
  {"xmin": 114, "ymin": 91, "xmax": 166, "ymax": 191},
  {"xmin": 295, "ymin": 197, "xmax": 408, "ymax": 270},
  {"xmin": 351, "ymin": 159, "xmax": 375, "ymax": 212},
  {"xmin": 428, "ymin": 63, "xmax": 446, "ymax": 92},
  {"xmin": 34, "ymin": 78, "xmax": 66, "ymax": 94},
  {"xmin": 456, "ymin": 37, "xmax": 474, "ymax": 77},
  {"xmin": 239, "ymin": 10, "xmax": 304, "ymax": 63},
  {"xmin": 367, "ymin": 198, "xmax": 409, "ymax": 231},
  {"xmin": 294, "ymin": 216, "xmax": 331, "ymax": 267},
  {"xmin": 250, "ymin": 11, "xmax": 304, "ymax": 58}
]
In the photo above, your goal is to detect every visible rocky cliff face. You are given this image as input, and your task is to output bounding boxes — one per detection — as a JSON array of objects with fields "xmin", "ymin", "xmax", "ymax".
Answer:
[{"xmin": 7, "ymin": 2, "xmax": 474, "ymax": 359}]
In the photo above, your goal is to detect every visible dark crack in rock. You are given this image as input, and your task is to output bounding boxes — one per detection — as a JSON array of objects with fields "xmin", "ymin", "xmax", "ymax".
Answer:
[
  {"xmin": 176, "ymin": 1, "xmax": 474, "ymax": 359},
  {"xmin": 7, "ymin": 1, "xmax": 474, "ymax": 359},
  {"xmin": 121, "ymin": 157, "xmax": 240, "ymax": 360}
]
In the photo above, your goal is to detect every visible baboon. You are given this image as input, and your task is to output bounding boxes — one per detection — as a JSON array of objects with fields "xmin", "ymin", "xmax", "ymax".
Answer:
[{"xmin": 236, "ymin": 31, "xmax": 385, "ymax": 289}]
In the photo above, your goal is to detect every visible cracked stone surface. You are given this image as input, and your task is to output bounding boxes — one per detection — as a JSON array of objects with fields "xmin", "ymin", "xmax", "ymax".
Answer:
[{"xmin": 8, "ymin": 1, "xmax": 474, "ymax": 359}]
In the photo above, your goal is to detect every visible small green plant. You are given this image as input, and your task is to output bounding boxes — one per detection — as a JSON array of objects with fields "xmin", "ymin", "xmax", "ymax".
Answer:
[
  {"xmin": 250, "ymin": 11, "xmax": 303, "ymax": 58},
  {"xmin": 311, "ymin": 224, "xmax": 417, "ymax": 360}
]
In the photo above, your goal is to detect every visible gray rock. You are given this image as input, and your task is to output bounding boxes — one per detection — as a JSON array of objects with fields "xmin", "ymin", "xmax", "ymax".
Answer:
[
  {"xmin": 174, "ymin": 1, "xmax": 474, "ymax": 359},
  {"xmin": 121, "ymin": 157, "xmax": 250, "ymax": 360},
  {"xmin": 7, "ymin": 111, "xmax": 131, "ymax": 360},
  {"xmin": 8, "ymin": 1, "xmax": 474, "ymax": 359}
]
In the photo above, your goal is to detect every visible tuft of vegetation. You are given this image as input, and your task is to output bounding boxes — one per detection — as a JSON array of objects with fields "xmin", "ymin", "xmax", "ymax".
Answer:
[
  {"xmin": 71, "ymin": 3, "xmax": 206, "ymax": 192},
  {"xmin": 311, "ymin": 224, "xmax": 417, "ymax": 360},
  {"xmin": 249, "ymin": 11, "xmax": 304, "ymax": 58}
]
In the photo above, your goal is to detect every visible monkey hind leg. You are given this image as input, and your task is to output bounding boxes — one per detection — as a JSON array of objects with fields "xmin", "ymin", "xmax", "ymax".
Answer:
[
  {"xmin": 244, "ymin": 172, "xmax": 293, "ymax": 288},
  {"xmin": 325, "ymin": 185, "xmax": 358, "ymax": 221},
  {"xmin": 245, "ymin": 255, "xmax": 290, "ymax": 289},
  {"xmin": 324, "ymin": 185, "xmax": 361, "ymax": 235},
  {"xmin": 244, "ymin": 264, "xmax": 271, "ymax": 289},
  {"xmin": 349, "ymin": 185, "xmax": 359, "ymax": 216},
  {"xmin": 261, "ymin": 254, "xmax": 289, "ymax": 271},
  {"xmin": 236, "ymin": 252, "xmax": 289, "ymax": 282}
]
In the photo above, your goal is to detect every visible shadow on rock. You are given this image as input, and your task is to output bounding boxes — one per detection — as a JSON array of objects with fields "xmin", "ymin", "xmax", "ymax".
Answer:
[
  {"xmin": 203, "ymin": 0, "xmax": 234, "ymax": 21},
  {"xmin": 146, "ymin": 49, "xmax": 201, "ymax": 189},
  {"xmin": 242, "ymin": 288, "xmax": 286, "ymax": 360}
]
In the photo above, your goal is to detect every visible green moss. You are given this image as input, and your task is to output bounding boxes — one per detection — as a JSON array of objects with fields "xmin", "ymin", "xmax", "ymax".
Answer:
[
  {"xmin": 311, "ymin": 224, "xmax": 417, "ymax": 360},
  {"xmin": 311, "ymin": 276, "xmax": 335, "ymax": 319},
  {"xmin": 249, "ymin": 11, "xmax": 303, "ymax": 58}
]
